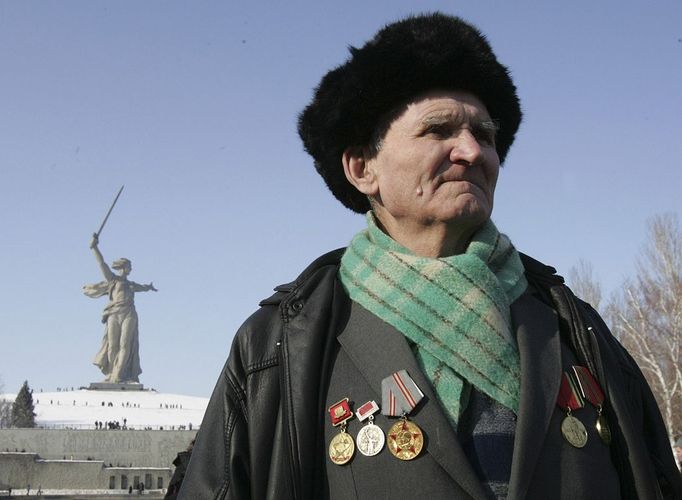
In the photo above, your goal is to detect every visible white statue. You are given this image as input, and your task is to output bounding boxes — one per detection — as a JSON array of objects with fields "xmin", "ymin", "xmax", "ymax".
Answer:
[{"xmin": 83, "ymin": 233, "xmax": 157, "ymax": 383}]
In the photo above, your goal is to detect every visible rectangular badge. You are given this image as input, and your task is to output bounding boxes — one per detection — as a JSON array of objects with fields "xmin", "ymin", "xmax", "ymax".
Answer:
[
  {"xmin": 328, "ymin": 398, "xmax": 353, "ymax": 426},
  {"xmin": 356, "ymin": 400, "xmax": 379, "ymax": 422}
]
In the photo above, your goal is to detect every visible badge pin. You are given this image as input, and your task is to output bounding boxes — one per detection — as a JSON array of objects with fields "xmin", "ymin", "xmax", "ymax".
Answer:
[
  {"xmin": 328, "ymin": 397, "xmax": 353, "ymax": 426},
  {"xmin": 381, "ymin": 370, "xmax": 425, "ymax": 461},
  {"xmin": 356, "ymin": 400, "xmax": 385, "ymax": 457},
  {"xmin": 328, "ymin": 397, "xmax": 355, "ymax": 465}
]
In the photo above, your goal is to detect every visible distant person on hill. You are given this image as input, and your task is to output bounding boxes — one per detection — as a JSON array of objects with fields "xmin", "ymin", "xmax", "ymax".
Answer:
[{"xmin": 83, "ymin": 233, "xmax": 157, "ymax": 384}]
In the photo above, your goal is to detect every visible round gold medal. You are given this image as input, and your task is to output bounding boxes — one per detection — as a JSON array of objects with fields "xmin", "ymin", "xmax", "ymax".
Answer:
[
  {"xmin": 329, "ymin": 431, "xmax": 355, "ymax": 465},
  {"xmin": 561, "ymin": 414, "xmax": 588, "ymax": 448},
  {"xmin": 596, "ymin": 414, "xmax": 612, "ymax": 445},
  {"xmin": 387, "ymin": 419, "xmax": 424, "ymax": 460}
]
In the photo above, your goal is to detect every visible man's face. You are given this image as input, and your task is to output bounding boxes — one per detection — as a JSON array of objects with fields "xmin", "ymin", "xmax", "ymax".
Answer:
[{"xmin": 365, "ymin": 90, "xmax": 500, "ymax": 236}]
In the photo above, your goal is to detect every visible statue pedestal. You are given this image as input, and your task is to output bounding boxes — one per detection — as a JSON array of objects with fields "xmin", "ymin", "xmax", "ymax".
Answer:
[{"xmin": 88, "ymin": 382, "xmax": 145, "ymax": 391}]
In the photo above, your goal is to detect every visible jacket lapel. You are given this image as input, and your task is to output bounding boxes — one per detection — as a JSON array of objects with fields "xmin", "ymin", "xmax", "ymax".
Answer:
[
  {"xmin": 506, "ymin": 292, "xmax": 562, "ymax": 499},
  {"xmin": 337, "ymin": 301, "xmax": 489, "ymax": 500}
]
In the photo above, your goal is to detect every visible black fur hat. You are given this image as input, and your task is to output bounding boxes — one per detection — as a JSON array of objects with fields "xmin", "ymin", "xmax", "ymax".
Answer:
[{"xmin": 298, "ymin": 13, "xmax": 522, "ymax": 213}]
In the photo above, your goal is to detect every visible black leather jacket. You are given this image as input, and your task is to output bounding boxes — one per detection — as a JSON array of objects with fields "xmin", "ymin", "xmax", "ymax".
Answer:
[{"xmin": 177, "ymin": 249, "xmax": 682, "ymax": 500}]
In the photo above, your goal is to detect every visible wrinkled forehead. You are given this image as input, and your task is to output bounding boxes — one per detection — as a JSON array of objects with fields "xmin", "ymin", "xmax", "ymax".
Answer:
[
  {"xmin": 377, "ymin": 90, "xmax": 493, "ymax": 137},
  {"xmin": 410, "ymin": 91, "xmax": 491, "ymax": 120}
]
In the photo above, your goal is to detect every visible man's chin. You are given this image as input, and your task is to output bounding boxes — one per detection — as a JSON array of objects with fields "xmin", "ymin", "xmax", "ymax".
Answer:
[{"xmin": 443, "ymin": 199, "xmax": 492, "ymax": 227}]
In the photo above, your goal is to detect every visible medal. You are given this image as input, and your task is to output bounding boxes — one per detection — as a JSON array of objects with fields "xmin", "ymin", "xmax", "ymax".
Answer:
[
  {"xmin": 595, "ymin": 413, "xmax": 612, "ymax": 445},
  {"xmin": 328, "ymin": 397, "xmax": 355, "ymax": 465},
  {"xmin": 556, "ymin": 371, "xmax": 588, "ymax": 448},
  {"xmin": 355, "ymin": 400, "xmax": 385, "ymax": 457},
  {"xmin": 387, "ymin": 417, "xmax": 424, "ymax": 460},
  {"xmin": 329, "ymin": 432, "xmax": 355, "ymax": 465},
  {"xmin": 572, "ymin": 365, "xmax": 611, "ymax": 445},
  {"xmin": 381, "ymin": 370, "xmax": 425, "ymax": 461},
  {"xmin": 561, "ymin": 414, "xmax": 589, "ymax": 448}
]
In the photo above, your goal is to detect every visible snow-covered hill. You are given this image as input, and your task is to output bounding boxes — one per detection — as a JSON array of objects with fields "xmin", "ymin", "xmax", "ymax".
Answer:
[{"xmin": 1, "ymin": 388, "xmax": 208, "ymax": 430}]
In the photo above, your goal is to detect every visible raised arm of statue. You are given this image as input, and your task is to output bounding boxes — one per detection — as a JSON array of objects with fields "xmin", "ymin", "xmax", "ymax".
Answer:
[
  {"xmin": 90, "ymin": 233, "xmax": 114, "ymax": 282},
  {"xmin": 133, "ymin": 282, "xmax": 158, "ymax": 292}
]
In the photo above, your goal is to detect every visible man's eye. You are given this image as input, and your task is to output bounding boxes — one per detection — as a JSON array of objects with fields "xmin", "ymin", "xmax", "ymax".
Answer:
[
  {"xmin": 425, "ymin": 124, "xmax": 449, "ymax": 137},
  {"xmin": 473, "ymin": 128, "xmax": 496, "ymax": 145}
]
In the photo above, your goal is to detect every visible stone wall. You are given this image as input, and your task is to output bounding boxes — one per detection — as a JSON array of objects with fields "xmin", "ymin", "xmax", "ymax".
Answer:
[
  {"xmin": 0, "ymin": 428, "xmax": 195, "ymax": 467},
  {"xmin": 0, "ymin": 452, "xmax": 173, "ymax": 491}
]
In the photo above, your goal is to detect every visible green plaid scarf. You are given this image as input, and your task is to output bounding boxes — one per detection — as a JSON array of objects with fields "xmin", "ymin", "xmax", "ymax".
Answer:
[{"xmin": 339, "ymin": 213, "xmax": 528, "ymax": 424}]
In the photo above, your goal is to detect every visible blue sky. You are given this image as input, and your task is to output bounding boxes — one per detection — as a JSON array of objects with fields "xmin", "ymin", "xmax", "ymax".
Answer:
[{"xmin": 1, "ymin": 1, "xmax": 680, "ymax": 397}]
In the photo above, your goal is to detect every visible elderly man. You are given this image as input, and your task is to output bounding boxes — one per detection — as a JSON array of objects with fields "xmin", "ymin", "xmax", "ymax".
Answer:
[{"xmin": 177, "ymin": 14, "xmax": 682, "ymax": 500}]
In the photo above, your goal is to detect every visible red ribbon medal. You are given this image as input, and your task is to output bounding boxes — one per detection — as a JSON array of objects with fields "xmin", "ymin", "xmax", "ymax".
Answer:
[
  {"xmin": 327, "ymin": 398, "xmax": 355, "ymax": 465},
  {"xmin": 556, "ymin": 371, "xmax": 588, "ymax": 448},
  {"xmin": 572, "ymin": 366, "xmax": 611, "ymax": 445}
]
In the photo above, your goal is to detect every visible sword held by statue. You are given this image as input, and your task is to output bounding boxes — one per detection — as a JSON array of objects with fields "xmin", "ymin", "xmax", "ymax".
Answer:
[{"xmin": 91, "ymin": 185, "xmax": 124, "ymax": 247}]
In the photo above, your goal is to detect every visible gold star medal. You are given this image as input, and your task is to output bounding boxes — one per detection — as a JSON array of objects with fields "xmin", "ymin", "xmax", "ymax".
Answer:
[
  {"xmin": 328, "ymin": 397, "xmax": 355, "ymax": 465},
  {"xmin": 381, "ymin": 370, "xmax": 425, "ymax": 460}
]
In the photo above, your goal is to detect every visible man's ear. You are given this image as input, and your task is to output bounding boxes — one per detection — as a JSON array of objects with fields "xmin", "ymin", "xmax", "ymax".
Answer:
[{"xmin": 342, "ymin": 146, "xmax": 379, "ymax": 196}]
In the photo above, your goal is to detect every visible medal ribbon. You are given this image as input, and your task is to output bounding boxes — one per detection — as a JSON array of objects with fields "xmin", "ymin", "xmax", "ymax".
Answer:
[
  {"xmin": 557, "ymin": 371, "xmax": 585, "ymax": 412},
  {"xmin": 381, "ymin": 370, "xmax": 424, "ymax": 417},
  {"xmin": 572, "ymin": 366, "xmax": 605, "ymax": 407}
]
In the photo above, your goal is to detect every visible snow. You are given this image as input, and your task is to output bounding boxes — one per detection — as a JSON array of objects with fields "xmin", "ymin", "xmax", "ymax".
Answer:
[{"xmin": 1, "ymin": 388, "xmax": 208, "ymax": 430}]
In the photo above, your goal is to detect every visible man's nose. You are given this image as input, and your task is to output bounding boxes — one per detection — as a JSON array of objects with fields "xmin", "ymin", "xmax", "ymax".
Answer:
[{"xmin": 449, "ymin": 129, "xmax": 483, "ymax": 165}]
